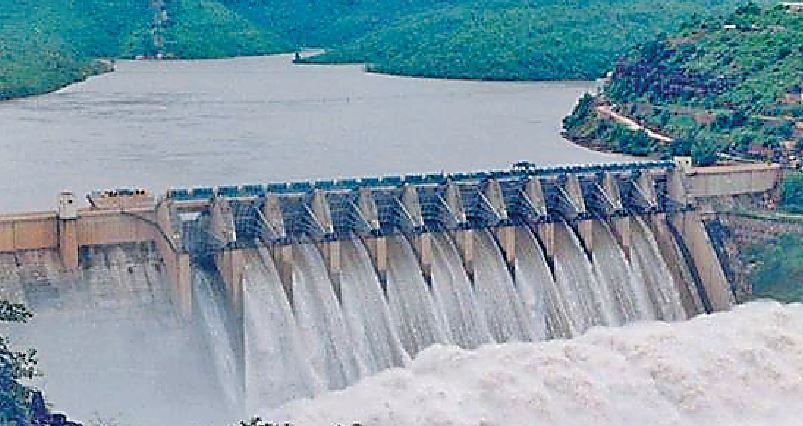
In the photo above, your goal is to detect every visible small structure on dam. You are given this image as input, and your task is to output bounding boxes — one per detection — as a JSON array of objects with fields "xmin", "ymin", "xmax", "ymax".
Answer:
[{"xmin": 0, "ymin": 158, "xmax": 784, "ymax": 409}]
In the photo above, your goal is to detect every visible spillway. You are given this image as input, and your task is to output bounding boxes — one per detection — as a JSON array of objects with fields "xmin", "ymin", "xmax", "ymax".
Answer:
[
  {"xmin": 242, "ymin": 248, "xmax": 318, "ymax": 413},
  {"xmin": 473, "ymin": 229, "xmax": 533, "ymax": 343},
  {"xmin": 385, "ymin": 236, "xmax": 448, "ymax": 356},
  {"xmin": 291, "ymin": 244, "xmax": 361, "ymax": 390},
  {"xmin": 236, "ymin": 224, "xmax": 698, "ymax": 414},
  {"xmin": 1, "ymin": 159, "xmax": 752, "ymax": 422},
  {"xmin": 338, "ymin": 239, "xmax": 409, "ymax": 373},
  {"xmin": 192, "ymin": 267, "xmax": 242, "ymax": 409},
  {"xmin": 430, "ymin": 233, "xmax": 491, "ymax": 349}
]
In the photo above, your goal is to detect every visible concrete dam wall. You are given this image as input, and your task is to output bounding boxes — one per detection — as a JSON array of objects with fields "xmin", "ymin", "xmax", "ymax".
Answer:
[{"xmin": 0, "ymin": 159, "xmax": 782, "ymax": 415}]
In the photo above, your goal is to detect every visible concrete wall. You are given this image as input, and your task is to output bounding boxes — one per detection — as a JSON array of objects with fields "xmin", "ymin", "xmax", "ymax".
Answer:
[
  {"xmin": 0, "ymin": 213, "xmax": 58, "ymax": 252},
  {"xmin": 76, "ymin": 209, "xmax": 156, "ymax": 247},
  {"xmin": 672, "ymin": 211, "xmax": 734, "ymax": 311},
  {"xmin": 686, "ymin": 164, "xmax": 781, "ymax": 198}
]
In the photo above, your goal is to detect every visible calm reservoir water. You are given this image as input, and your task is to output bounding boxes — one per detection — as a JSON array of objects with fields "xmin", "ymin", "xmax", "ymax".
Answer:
[{"xmin": 0, "ymin": 55, "xmax": 616, "ymax": 211}]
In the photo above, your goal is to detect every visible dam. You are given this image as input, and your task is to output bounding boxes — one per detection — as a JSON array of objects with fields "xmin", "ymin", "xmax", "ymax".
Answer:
[{"xmin": 0, "ymin": 158, "xmax": 782, "ymax": 416}]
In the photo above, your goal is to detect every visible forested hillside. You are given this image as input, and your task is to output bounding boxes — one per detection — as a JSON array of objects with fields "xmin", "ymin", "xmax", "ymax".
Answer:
[
  {"xmin": 0, "ymin": 0, "xmax": 780, "ymax": 100},
  {"xmin": 0, "ymin": 1, "xmax": 150, "ymax": 99},
  {"xmin": 300, "ymin": 0, "xmax": 766, "ymax": 81},
  {"xmin": 563, "ymin": 3, "xmax": 803, "ymax": 164}
]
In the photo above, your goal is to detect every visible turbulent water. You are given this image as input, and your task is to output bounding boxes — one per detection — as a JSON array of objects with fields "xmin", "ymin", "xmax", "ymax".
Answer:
[
  {"xmin": 242, "ymin": 248, "xmax": 318, "ymax": 412},
  {"xmin": 5, "ymin": 221, "xmax": 704, "ymax": 423},
  {"xmin": 271, "ymin": 301, "xmax": 803, "ymax": 426},
  {"xmin": 430, "ymin": 233, "xmax": 491, "ymax": 349},
  {"xmin": 1, "ymin": 244, "xmax": 232, "ymax": 425},
  {"xmin": 238, "ymin": 224, "xmax": 696, "ymax": 415}
]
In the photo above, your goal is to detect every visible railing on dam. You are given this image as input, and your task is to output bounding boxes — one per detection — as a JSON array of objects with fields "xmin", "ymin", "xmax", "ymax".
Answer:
[
  {"xmin": 165, "ymin": 160, "xmax": 674, "ymax": 201},
  {"xmin": 0, "ymin": 158, "xmax": 779, "ymax": 317},
  {"xmin": 162, "ymin": 160, "xmax": 677, "ymax": 255}
]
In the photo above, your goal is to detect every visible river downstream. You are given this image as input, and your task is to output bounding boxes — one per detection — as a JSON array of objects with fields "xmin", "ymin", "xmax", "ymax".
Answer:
[{"xmin": 0, "ymin": 55, "xmax": 614, "ymax": 211}]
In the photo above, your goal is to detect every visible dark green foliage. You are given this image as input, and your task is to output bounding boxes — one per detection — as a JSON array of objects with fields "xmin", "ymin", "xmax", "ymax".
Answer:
[
  {"xmin": 123, "ymin": 0, "xmax": 290, "ymax": 59},
  {"xmin": 691, "ymin": 136, "xmax": 720, "ymax": 166},
  {"xmin": 749, "ymin": 234, "xmax": 803, "ymax": 302},
  {"xmin": 0, "ymin": 301, "xmax": 37, "ymax": 424},
  {"xmin": 0, "ymin": 1, "xmax": 150, "ymax": 99},
  {"xmin": 564, "ymin": 3, "xmax": 802, "ymax": 160},
  {"xmin": 1, "ymin": 0, "xmax": 783, "ymax": 100},
  {"xmin": 782, "ymin": 172, "xmax": 803, "ymax": 213},
  {"xmin": 300, "ymin": 0, "xmax": 766, "ymax": 81},
  {"xmin": 0, "ymin": 0, "xmax": 287, "ymax": 99}
]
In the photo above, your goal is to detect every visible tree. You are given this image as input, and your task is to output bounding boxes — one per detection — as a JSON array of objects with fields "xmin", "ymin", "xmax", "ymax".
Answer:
[
  {"xmin": 0, "ymin": 300, "xmax": 37, "ymax": 424},
  {"xmin": 691, "ymin": 137, "xmax": 720, "ymax": 166},
  {"xmin": 781, "ymin": 172, "xmax": 803, "ymax": 213}
]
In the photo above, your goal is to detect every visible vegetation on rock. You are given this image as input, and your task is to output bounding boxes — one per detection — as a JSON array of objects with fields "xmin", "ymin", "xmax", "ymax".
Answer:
[
  {"xmin": 564, "ymin": 3, "xmax": 803, "ymax": 165},
  {"xmin": 748, "ymin": 234, "xmax": 803, "ymax": 302},
  {"xmin": 563, "ymin": 3, "xmax": 803, "ymax": 163}
]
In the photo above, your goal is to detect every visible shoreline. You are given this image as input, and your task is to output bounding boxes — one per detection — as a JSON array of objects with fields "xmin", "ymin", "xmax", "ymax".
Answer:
[
  {"xmin": 1, "ymin": 58, "xmax": 115, "ymax": 103},
  {"xmin": 4, "ymin": 51, "xmax": 600, "ymax": 102}
]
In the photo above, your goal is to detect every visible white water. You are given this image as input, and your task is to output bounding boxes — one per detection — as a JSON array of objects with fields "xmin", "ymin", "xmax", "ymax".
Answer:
[
  {"xmin": 385, "ymin": 236, "xmax": 448, "ymax": 356},
  {"xmin": 592, "ymin": 221, "xmax": 655, "ymax": 324},
  {"xmin": 513, "ymin": 227, "xmax": 554, "ymax": 340},
  {"xmin": 630, "ymin": 218, "xmax": 687, "ymax": 321},
  {"xmin": 429, "ymin": 233, "xmax": 492, "ymax": 349},
  {"xmin": 291, "ymin": 244, "xmax": 361, "ymax": 390},
  {"xmin": 338, "ymin": 239, "xmax": 409, "ymax": 374},
  {"xmin": 271, "ymin": 301, "xmax": 803, "ymax": 426},
  {"xmin": 242, "ymin": 248, "xmax": 318, "ymax": 413},
  {"xmin": 473, "ymin": 229, "xmax": 533, "ymax": 343},
  {"xmin": 239, "ymin": 223, "xmax": 702, "ymax": 415},
  {"xmin": 192, "ymin": 268, "xmax": 242, "ymax": 409},
  {"xmin": 552, "ymin": 223, "xmax": 613, "ymax": 334}
]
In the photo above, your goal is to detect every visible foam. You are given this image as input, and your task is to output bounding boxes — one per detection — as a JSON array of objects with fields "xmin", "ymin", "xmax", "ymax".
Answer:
[{"xmin": 268, "ymin": 301, "xmax": 803, "ymax": 426}]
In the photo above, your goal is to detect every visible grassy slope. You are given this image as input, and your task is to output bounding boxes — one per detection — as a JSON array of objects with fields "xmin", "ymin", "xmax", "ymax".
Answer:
[
  {"xmin": 222, "ymin": 0, "xmax": 466, "ymax": 47},
  {"xmin": 301, "ymin": 0, "xmax": 767, "ymax": 81},
  {"xmin": 564, "ymin": 4, "xmax": 802, "ymax": 162},
  {"xmin": 123, "ymin": 0, "xmax": 291, "ymax": 59},
  {"xmin": 0, "ymin": 0, "xmax": 289, "ymax": 99},
  {"xmin": 749, "ymin": 234, "xmax": 803, "ymax": 302},
  {"xmin": 0, "ymin": 1, "xmax": 150, "ymax": 99}
]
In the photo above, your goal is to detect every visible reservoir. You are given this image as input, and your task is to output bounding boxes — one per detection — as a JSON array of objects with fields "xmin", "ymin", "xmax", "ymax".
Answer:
[
  {"xmin": 0, "ymin": 54, "xmax": 610, "ymax": 211},
  {"xmin": 0, "ymin": 55, "xmax": 625, "ymax": 425}
]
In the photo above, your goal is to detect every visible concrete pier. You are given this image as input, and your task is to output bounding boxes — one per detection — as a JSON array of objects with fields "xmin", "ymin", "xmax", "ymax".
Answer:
[{"xmin": 0, "ymin": 160, "xmax": 784, "ymax": 321}]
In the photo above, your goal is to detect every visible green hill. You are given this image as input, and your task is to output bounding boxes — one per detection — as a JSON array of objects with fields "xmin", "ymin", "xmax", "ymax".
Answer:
[
  {"xmin": 298, "ymin": 0, "xmax": 772, "ymax": 81},
  {"xmin": 123, "ymin": 0, "xmax": 290, "ymax": 59},
  {"xmin": 0, "ymin": 1, "xmax": 150, "ymax": 99},
  {"xmin": 563, "ymin": 3, "xmax": 803, "ymax": 164},
  {"xmin": 0, "ymin": 0, "xmax": 288, "ymax": 99},
  {"xmin": 0, "ymin": 0, "xmax": 786, "ymax": 101}
]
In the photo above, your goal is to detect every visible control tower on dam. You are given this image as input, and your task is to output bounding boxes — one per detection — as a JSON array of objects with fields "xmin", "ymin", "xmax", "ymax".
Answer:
[{"xmin": 0, "ymin": 158, "xmax": 783, "ymax": 405}]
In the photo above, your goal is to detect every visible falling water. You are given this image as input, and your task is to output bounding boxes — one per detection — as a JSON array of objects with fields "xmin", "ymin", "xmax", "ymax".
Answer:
[
  {"xmin": 591, "ymin": 221, "xmax": 655, "ymax": 324},
  {"xmin": 472, "ymin": 229, "xmax": 532, "ymax": 343},
  {"xmin": 242, "ymin": 248, "xmax": 318, "ymax": 413},
  {"xmin": 429, "ymin": 233, "xmax": 492, "ymax": 349},
  {"xmin": 192, "ymin": 267, "xmax": 242, "ymax": 409},
  {"xmin": 338, "ymin": 238, "xmax": 409, "ymax": 374},
  {"xmin": 385, "ymin": 235, "xmax": 448, "ymax": 356},
  {"xmin": 2, "ymin": 221, "xmax": 706, "ymax": 421},
  {"xmin": 552, "ymin": 222, "xmax": 614, "ymax": 334},
  {"xmin": 292, "ymin": 244, "xmax": 361, "ymax": 390},
  {"xmin": 630, "ymin": 218, "xmax": 687, "ymax": 321},
  {"xmin": 513, "ymin": 226, "xmax": 562, "ymax": 340}
]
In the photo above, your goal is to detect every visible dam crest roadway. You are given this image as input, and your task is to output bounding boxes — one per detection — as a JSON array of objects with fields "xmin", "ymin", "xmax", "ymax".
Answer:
[{"xmin": 0, "ymin": 158, "xmax": 781, "ymax": 317}]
